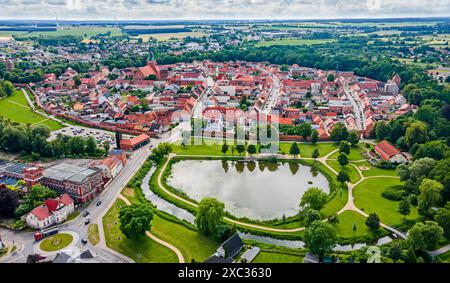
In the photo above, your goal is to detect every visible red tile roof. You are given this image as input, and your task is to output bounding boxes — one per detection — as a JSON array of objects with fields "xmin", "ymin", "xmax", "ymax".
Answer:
[
  {"xmin": 375, "ymin": 140, "xmax": 400, "ymax": 161},
  {"xmin": 31, "ymin": 206, "xmax": 51, "ymax": 221}
]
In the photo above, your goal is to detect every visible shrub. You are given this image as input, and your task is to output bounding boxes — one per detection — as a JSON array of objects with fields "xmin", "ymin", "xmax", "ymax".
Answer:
[{"xmin": 382, "ymin": 185, "xmax": 406, "ymax": 201}]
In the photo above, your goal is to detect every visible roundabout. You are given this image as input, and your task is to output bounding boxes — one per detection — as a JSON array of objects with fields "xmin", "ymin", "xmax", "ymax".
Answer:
[{"xmin": 34, "ymin": 231, "xmax": 79, "ymax": 255}]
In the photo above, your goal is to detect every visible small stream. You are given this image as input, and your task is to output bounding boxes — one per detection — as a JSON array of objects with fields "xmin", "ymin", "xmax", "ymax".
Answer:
[{"xmin": 141, "ymin": 167, "xmax": 392, "ymax": 251}]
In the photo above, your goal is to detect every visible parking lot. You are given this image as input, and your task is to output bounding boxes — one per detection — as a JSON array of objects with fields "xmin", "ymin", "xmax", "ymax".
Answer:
[{"xmin": 49, "ymin": 126, "xmax": 119, "ymax": 147}]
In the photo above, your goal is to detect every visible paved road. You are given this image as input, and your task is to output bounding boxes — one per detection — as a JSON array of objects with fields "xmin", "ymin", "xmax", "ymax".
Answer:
[
  {"xmin": 0, "ymin": 121, "xmax": 187, "ymax": 263},
  {"xmin": 343, "ymin": 83, "xmax": 366, "ymax": 130}
]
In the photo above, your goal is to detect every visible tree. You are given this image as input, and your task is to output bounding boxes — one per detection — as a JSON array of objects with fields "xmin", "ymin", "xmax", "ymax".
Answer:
[
  {"xmin": 419, "ymin": 179, "xmax": 443, "ymax": 214},
  {"xmin": 102, "ymin": 140, "xmax": 110, "ymax": 153},
  {"xmin": 375, "ymin": 121, "xmax": 391, "ymax": 141},
  {"xmin": 247, "ymin": 144, "xmax": 256, "ymax": 156},
  {"xmin": 338, "ymin": 141, "xmax": 351, "ymax": 155},
  {"xmin": 327, "ymin": 74, "xmax": 335, "ymax": 82},
  {"xmin": 303, "ymin": 209, "xmax": 321, "ymax": 227},
  {"xmin": 298, "ymin": 123, "xmax": 312, "ymax": 140},
  {"xmin": 414, "ymin": 141, "xmax": 449, "ymax": 161},
  {"xmin": 337, "ymin": 153, "xmax": 349, "ymax": 166},
  {"xmin": 312, "ymin": 149, "xmax": 320, "ymax": 159},
  {"xmin": 365, "ymin": 213, "xmax": 380, "ymax": 231},
  {"xmin": 347, "ymin": 131, "xmax": 359, "ymax": 146},
  {"xmin": 311, "ymin": 130, "xmax": 319, "ymax": 144},
  {"xmin": 435, "ymin": 207, "xmax": 450, "ymax": 239},
  {"xmin": 235, "ymin": 144, "xmax": 246, "ymax": 154},
  {"xmin": 68, "ymin": 136, "xmax": 85, "ymax": 155},
  {"xmin": 330, "ymin": 123, "xmax": 348, "ymax": 142},
  {"xmin": 151, "ymin": 142, "xmax": 172, "ymax": 161},
  {"xmin": 300, "ymin": 187, "xmax": 328, "ymax": 211},
  {"xmin": 304, "ymin": 221, "xmax": 337, "ymax": 261},
  {"xmin": 221, "ymin": 143, "xmax": 228, "ymax": 154},
  {"xmin": 85, "ymin": 136, "xmax": 97, "ymax": 155},
  {"xmin": 398, "ymin": 198, "xmax": 411, "ymax": 220},
  {"xmin": 407, "ymin": 221, "xmax": 444, "ymax": 251},
  {"xmin": 289, "ymin": 142, "xmax": 300, "ymax": 157},
  {"xmin": 119, "ymin": 204, "xmax": 153, "ymax": 239},
  {"xmin": 337, "ymin": 170, "xmax": 350, "ymax": 183},
  {"xmin": 405, "ymin": 121, "xmax": 428, "ymax": 148},
  {"xmin": 0, "ymin": 188, "xmax": 20, "ymax": 217},
  {"xmin": 196, "ymin": 198, "xmax": 225, "ymax": 236}
]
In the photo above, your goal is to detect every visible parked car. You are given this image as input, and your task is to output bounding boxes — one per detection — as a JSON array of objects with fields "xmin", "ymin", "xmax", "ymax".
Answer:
[{"xmin": 96, "ymin": 201, "xmax": 102, "ymax": 206}]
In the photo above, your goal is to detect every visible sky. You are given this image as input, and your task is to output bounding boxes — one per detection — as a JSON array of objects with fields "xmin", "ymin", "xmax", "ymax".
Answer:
[{"xmin": 0, "ymin": 0, "xmax": 449, "ymax": 21}]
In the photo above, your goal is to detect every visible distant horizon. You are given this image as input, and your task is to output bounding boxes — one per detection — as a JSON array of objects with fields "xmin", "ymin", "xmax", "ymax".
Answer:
[
  {"xmin": 0, "ymin": 0, "xmax": 448, "ymax": 22},
  {"xmin": 0, "ymin": 16, "xmax": 449, "ymax": 23}
]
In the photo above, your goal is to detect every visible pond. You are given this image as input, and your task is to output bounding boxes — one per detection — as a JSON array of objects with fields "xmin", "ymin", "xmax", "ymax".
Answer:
[{"xmin": 167, "ymin": 159, "xmax": 330, "ymax": 220}]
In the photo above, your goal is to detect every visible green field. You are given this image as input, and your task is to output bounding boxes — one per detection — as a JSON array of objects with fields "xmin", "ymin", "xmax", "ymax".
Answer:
[
  {"xmin": 328, "ymin": 146, "xmax": 366, "ymax": 161},
  {"xmin": 103, "ymin": 199, "xmax": 179, "ymax": 263},
  {"xmin": 351, "ymin": 161, "xmax": 399, "ymax": 177},
  {"xmin": 353, "ymin": 178, "xmax": 419, "ymax": 226},
  {"xmin": 119, "ymin": 187, "xmax": 218, "ymax": 262},
  {"xmin": 151, "ymin": 216, "xmax": 219, "ymax": 262},
  {"xmin": 252, "ymin": 251, "xmax": 303, "ymax": 263},
  {"xmin": 438, "ymin": 250, "xmax": 450, "ymax": 263},
  {"xmin": 0, "ymin": 90, "xmax": 63, "ymax": 131},
  {"xmin": 320, "ymin": 184, "xmax": 348, "ymax": 217},
  {"xmin": 326, "ymin": 160, "xmax": 361, "ymax": 184},
  {"xmin": 19, "ymin": 27, "xmax": 122, "ymax": 39},
  {"xmin": 255, "ymin": 38, "xmax": 336, "ymax": 47},
  {"xmin": 134, "ymin": 31, "xmax": 206, "ymax": 42},
  {"xmin": 279, "ymin": 142, "xmax": 337, "ymax": 157},
  {"xmin": 335, "ymin": 211, "xmax": 370, "ymax": 238},
  {"xmin": 39, "ymin": 233, "xmax": 73, "ymax": 252}
]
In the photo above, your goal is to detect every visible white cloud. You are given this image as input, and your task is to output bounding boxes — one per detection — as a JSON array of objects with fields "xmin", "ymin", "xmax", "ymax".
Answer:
[{"xmin": 0, "ymin": 0, "xmax": 448, "ymax": 20}]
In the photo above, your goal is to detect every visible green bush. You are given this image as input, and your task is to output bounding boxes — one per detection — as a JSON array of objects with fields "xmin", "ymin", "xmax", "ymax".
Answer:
[{"xmin": 382, "ymin": 185, "xmax": 406, "ymax": 201}]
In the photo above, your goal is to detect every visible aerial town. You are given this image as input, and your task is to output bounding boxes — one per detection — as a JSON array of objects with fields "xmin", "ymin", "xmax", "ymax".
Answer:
[{"xmin": 0, "ymin": 1, "xmax": 449, "ymax": 275}]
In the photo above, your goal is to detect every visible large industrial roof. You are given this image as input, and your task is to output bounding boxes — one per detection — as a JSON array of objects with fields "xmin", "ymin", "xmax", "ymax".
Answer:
[{"xmin": 43, "ymin": 163, "xmax": 99, "ymax": 184}]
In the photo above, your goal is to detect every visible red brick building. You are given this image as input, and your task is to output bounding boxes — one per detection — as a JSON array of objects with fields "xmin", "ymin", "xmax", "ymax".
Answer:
[{"xmin": 120, "ymin": 134, "xmax": 150, "ymax": 151}]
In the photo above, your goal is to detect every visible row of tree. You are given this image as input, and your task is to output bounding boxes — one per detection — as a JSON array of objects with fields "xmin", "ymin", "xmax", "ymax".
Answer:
[{"xmin": 0, "ymin": 119, "xmax": 108, "ymax": 159}]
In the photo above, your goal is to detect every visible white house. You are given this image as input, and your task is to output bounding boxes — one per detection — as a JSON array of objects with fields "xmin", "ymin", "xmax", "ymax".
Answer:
[{"xmin": 26, "ymin": 194, "xmax": 75, "ymax": 229}]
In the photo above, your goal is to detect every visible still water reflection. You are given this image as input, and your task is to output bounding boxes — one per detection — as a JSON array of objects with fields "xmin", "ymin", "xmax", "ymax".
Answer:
[{"xmin": 167, "ymin": 159, "xmax": 330, "ymax": 220}]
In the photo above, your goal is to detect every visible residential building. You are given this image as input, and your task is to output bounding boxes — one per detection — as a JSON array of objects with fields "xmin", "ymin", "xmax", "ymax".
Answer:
[{"xmin": 25, "ymin": 194, "xmax": 75, "ymax": 229}]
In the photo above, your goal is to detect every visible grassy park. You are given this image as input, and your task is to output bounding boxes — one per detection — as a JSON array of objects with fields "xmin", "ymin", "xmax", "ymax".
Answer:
[
  {"xmin": 335, "ymin": 211, "xmax": 371, "ymax": 238},
  {"xmin": 0, "ymin": 89, "xmax": 63, "ymax": 131},
  {"xmin": 39, "ymin": 233, "xmax": 73, "ymax": 252},
  {"xmin": 102, "ymin": 199, "xmax": 179, "ymax": 263},
  {"xmin": 252, "ymin": 251, "xmax": 304, "ymax": 263},
  {"xmin": 353, "ymin": 178, "xmax": 419, "ymax": 226}
]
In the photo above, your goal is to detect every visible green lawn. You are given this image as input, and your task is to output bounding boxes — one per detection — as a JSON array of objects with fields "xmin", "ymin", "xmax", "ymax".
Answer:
[
  {"xmin": 102, "ymin": 199, "xmax": 178, "ymax": 263},
  {"xmin": 438, "ymin": 250, "xmax": 450, "ymax": 263},
  {"xmin": 39, "ymin": 233, "xmax": 73, "ymax": 252},
  {"xmin": 255, "ymin": 38, "xmax": 336, "ymax": 47},
  {"xmin": 252, "ymin": 251, "xmax": 303, "ymax": 263},
  {"xmin": 335, "ymin": 211, "xmax": 370, "ymax": 238},
  {"xmin": 20, "ymin": 27, "xmax": 123, "ymax": 39},
  {"xmin": 352, "ymin": 161, "xmax": 399, "ymax": 177},
  {"xmin": 326, "ymin": 160, "xmax": 361, "ymax": 184},
  {"xmin": 329, "ymin": 146, "xmax": 366, "ymax": 161},
  {"xmin": 279, "ymin": 142, "xmax": 337, "ymax": 158},
  {"xmin": 320, "ymin": 184, "xmax": 348, "ymax": 217},
  {"xmin": 151, "ymin": 215, "xmax": 219, "ymax": 263},
  {"xmin": 0, "ymin": 90, "xmax": 63, "ymax": 131},
  {"xmin": 88, "ymin": 224, "xmax": 100, "ymax": 246},
  {"xmin": 353, "ymin": 178, "xmax": 419, "ymax": 226}
]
